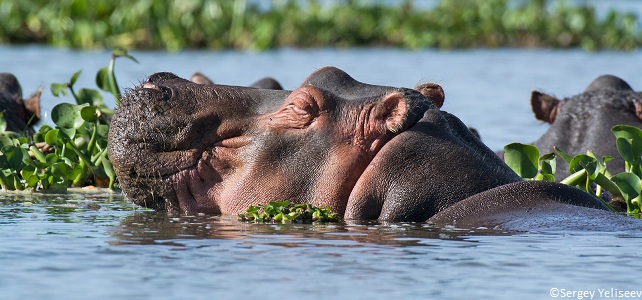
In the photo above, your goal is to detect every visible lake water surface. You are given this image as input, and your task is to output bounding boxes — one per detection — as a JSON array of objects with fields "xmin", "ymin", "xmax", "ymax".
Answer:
[{"xmin": 2, "ymin": 46, "xmax": 642, "ymax": 299}]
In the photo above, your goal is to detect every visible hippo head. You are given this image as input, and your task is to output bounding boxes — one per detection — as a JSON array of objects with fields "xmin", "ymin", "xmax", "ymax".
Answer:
[
  {"xmin": 0, "ymin": 73, "xmax": 41, "ymax": 133},
  {"xmin": 108, "ymin": 67, "xmax": 438, "ymax": 215},
  {"xmin": 531, "ymin": 74, "xmax": 642, "ymax": 178}
]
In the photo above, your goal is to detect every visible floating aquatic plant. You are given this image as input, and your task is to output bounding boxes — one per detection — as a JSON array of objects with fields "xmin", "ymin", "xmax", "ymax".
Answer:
[
  {"xmin": 504, "ymin": 125, "xmax": 642, "ymax": 217},
  {"xmin": 0, "ymin": 49, "xmax": 135, "ymax": 192},
  {"xmin": 238, "ymin": 201, "xmax": 340, "ymax": 224}
]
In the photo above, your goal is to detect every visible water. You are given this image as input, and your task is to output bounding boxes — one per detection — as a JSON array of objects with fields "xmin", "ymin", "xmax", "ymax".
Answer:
[{"xmin": 2, "ymin": 46, "xmax": 642, "ymax": 299}]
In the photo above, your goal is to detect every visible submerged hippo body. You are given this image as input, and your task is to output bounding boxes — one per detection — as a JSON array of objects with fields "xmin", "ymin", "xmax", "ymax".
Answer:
[
  {"xmin": 531, "ymin": 75, "xmax": 642, "ymax": 179},
  {"xmin": 0, "ymin": 73, "xmax": 41, "ymax": 134},
  {"xmin": 109, "ymin": 67, "xmax": 638, "ymax": 230}
]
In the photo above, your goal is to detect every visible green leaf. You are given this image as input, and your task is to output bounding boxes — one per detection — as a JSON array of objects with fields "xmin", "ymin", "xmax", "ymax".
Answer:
[
  {"xmin": 29, "ymin": 145, "xmax": 47, "ymax": 163},
  {"xmin": 611, "ymin": 172, "xmax": 642, "ymax": 202},
  {"xmin": 100, "ymin": 155, "xmax": 116, "ymax": 189},
  {"xmin": 593, "ymin": 172, "xmax": 623, "ymax": 198},
  {"xmin": 25, "ymin": 174, "xmax": 40, "ymax": 188},
  {"xmin": 60, "ymin": 127, "xmax": 77, "ymax": 140},
  {"xmin": 50, "ymin": 82, "xmax": 69, "ymax": 97},
  {"xmin": 612, "ymin": 125, "xmax": 642, "ymax": 164},
  {"xmin": 538, "ymin": 152, "xmax": 556, "ymax": 175},
  {"xmin": 51, "ymin": 162, "xmax": 72, "ymax": 179},
  {"xmin": 69, "ymin": 70, "xmax": 82, "ymax": 86},
  {"xmin": 45, "ymin": 153, "xmax": 59, "ymax": 164},
  {"xmin": 80, "ymin": 106, "xmax": 100, "ymax": 123},
  {"xmin": 95, "ymin": 67, "xmax": 111, "ymax": 92},
  {"xmin": 76, "ymin": 88, "xmax": 104, "ymax": 107},
  {"xmin": 569, "ymin": 154, "xmax": 598, "ymax": 178},
  {"xmin": 44, "ymin": 129, "xmax": 60, "ymax": 146},
  {"xmin": 616, "ymin": 137, "xmax": 635, "ymax": 164},
  {"xmin": 51, "ymin": 103, "xmax": 86, "ymax": 129},
  {"xmin": 503, "ymin": 143, "xmax": 539, "ymax": 179},
  {"xmin": 113, "ymin": 47, "xmax": 139, "ymax": 63},
  {"xmin": 554, "ymin": 146, "xmax": 575, "ymax": 164},
  {"xmin": 20, "ymin": 165, "xmax": 37, "ymax": 180},
  {"xmin": 2, "ymin": 145, "xmax": 26, "ymax": 170},
  {"xmin": 96, "ymin": 124, "xmax": 109, "ymax": 138},
  {"xmin": 0, "ymin": 136, "xmax": 13, "ymax": 147}
]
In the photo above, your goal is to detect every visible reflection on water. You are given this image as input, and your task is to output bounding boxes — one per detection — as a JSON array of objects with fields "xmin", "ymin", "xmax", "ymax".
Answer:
[
  {"xmin": 0, "ymin": 189, "xmax": 138, "ymax": 224},
  {"xmin": 111, "ymin": 212, "xmax": 512, "ymax": 247}
]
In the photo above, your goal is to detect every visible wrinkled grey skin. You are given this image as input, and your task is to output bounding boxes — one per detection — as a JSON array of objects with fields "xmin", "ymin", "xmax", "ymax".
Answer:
[
  {"xmin": 190, "ymin": 71, "xmax": 283, "ymax": 89},
  {"xmin": 531, "ymin": 75, "xmax": 641, "ymax": 179},
  {"xmin": 0, "ymin": 73, "xmax": 41, "ymax": 134},
  {"xmin": 108, "ymin": 67, "xmax": 640, "ymax": 231}
]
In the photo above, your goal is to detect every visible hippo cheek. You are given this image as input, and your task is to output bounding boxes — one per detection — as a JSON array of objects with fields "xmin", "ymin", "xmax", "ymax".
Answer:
[
  {"xmin": 171, "ymin": 158, "xmax": 224, "ymax": 214},
  {"xmin": 168, "ymin": 137, "xmax": 252, "ymax": 214}
]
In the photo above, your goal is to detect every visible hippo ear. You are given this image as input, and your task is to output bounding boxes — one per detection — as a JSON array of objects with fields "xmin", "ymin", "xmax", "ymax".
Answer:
[
  {"xmin": 531, "ymin": 91, "xmax": 561, "ymax": 124},
  {"xmin": 189, "ymin": 72, "xmax": 214, "ymax": 85},
  {"xmin": 360, "ymin": 92, "xmax": 414, "ymax": 152},
  {"xmin": 23, "ymin": 87, "xmax": 41, "ymax": 125},
  {"xmin": 634, "ymin": 101, "xmax": 642, "ymax": 121},
  {"xmin": 266, "ymin": 86, "xmax": 324, "ymax": 129},
  {"xmin": 375, "ymin": 92, "xmax": 410, "ymax": 134},
  {"xmin": 415, "ymin": 83, "xmax": 444, "ymax": 108}
]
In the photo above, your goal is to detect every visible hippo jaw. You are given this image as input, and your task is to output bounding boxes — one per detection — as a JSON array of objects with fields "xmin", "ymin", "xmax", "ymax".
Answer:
[{"xmin": 109, "ymin": 68, "xmax": 438, "ymax": 216}]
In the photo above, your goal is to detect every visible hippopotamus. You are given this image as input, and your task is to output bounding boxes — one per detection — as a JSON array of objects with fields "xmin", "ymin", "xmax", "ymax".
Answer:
[
  {"xmin": 0, "ymin": 73, "xmax": 41, "ymax": 134},
  {"xmin": 108, "ymin": 67, "xmax": 641, "ymax": 230},
  {"xmin": 530, "ymin": 75, "xmax": 641, "ymax": 179},
  {"xmin": 189, "ymin": 71, "xmax": 283, "ymax": 90}
]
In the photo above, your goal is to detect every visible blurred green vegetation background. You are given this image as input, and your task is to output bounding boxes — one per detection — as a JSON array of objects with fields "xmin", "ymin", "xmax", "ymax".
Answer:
[{"xmin": 0, "ymin": 0, "xmax": 640, "ymax": 51}]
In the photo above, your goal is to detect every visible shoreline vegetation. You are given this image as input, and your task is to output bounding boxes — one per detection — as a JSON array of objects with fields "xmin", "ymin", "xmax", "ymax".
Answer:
[{"xmin": 0, "ymin": 0, "xmax": 640, "ymax": 52}]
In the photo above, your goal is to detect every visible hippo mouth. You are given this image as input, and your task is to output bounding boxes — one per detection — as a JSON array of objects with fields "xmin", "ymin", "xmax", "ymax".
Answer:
[{"xmin": 108, "ymin": 68, "xmax": 440, "ymax": 216}]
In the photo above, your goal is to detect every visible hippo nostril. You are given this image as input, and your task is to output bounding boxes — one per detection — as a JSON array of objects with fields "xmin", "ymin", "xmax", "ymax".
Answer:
[
  {"xmin": 142, "ymin": 83, "xmax": 160, "ymax": 91},
  {"xmin": 140, "ymin": 83, "xmax": 173, "ymax": 101}
]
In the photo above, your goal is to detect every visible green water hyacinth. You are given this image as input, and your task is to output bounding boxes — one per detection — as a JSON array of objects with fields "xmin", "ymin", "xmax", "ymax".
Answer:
[
  {"xmin": 0, "ymin": 49, "xmax": 133, "ymax": 192},
  {"xmin": 239, "ymin": 201, "xmax": 340, "ymax": 224},
  {"xmin": 1, "ymin": 0, "xmax": 641, "ymax": 51},
  {"xmin": 504, "ymin": 125, "xmax": 642, "ymax": 217},
  {"xmin": 504, "ymin": 142, "xmax": 555, "ymax": 182},
  {"xmin": 0, "ymin": 103, "xmax": 115, "ymax": 192}
]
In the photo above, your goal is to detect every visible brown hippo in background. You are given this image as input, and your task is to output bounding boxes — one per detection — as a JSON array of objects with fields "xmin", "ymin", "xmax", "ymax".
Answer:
[
  {"xmin": 531, "ymin": 75, "xmax": 641, "ymax": 179},
  {"xmin": 0, "ymin": 73, "xmax": 41, "ymax": 135},
  {"xmin": 108, "ymin": 67, "xmax": 640, "ymax": 231},
  {"xmin": 190, "ymin": 71, "xmax": 283, "ymax": 90}
]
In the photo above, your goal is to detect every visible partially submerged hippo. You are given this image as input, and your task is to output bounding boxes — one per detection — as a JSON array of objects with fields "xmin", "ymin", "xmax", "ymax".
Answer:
[
  {"xmin": 108, "ymin": 67, "xmax": 639, "ymax": 230},
  {"xmin": 190, "ymin": 71, "xmax": 283, "ymax": 90},
  {"xmin": 531, "ymin": 75, "xmax": 641, "ymax": 179},
  {"xmin": 0, "ymin": 73, "xmax": 41, "ymax": 134}
]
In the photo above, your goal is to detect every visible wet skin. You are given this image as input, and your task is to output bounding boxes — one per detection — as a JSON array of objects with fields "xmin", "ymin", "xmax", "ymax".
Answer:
[{"xmin": 108, "ymin": 67, "xmax": 641, "ymax": 229}]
